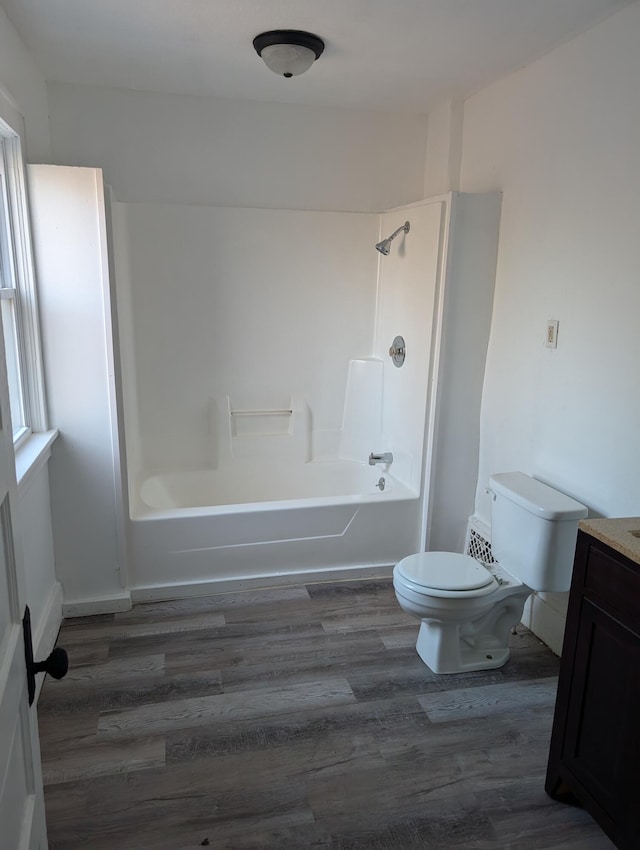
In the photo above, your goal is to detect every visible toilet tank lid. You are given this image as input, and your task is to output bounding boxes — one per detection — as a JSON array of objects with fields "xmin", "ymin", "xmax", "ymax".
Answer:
[{"xmin": 489, "ymin": 472, "xmax": 588, "ymax": 521}]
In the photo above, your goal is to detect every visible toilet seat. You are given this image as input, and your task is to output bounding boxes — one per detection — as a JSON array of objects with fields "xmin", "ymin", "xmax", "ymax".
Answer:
[{"xmin": 394, "ymin": 552, "xmax": 498, "ymax": 599}]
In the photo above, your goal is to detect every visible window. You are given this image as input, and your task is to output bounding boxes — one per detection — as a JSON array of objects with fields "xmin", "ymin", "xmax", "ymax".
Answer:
[{"xmin": 0, "ymin": 124, "xmax": 46, "ymax": 446}]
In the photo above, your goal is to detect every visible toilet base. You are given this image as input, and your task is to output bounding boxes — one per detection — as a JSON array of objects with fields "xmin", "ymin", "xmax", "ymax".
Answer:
[
  {"xmin": 393, "ymin": 564, "xmax": 531, "ymax": 674},
  {"xmin": 415, "ymin": 620, "xmax": 511, "ymax": 675}
]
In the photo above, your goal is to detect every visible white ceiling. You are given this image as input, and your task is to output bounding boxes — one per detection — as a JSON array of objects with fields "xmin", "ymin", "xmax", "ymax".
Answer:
[{"xmin": 2, "ymin": 0, "xmax": 636, "ymax": 113}]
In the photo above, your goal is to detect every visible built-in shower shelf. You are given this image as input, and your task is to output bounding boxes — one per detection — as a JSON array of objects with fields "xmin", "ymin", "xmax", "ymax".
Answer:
[
  {"xmin": 230, "ymin": 409, "xmax": 293, "ymax": 416},
  {"xmin": 224, "ymin": 398, "xmax": 305, "ymax": 451}
]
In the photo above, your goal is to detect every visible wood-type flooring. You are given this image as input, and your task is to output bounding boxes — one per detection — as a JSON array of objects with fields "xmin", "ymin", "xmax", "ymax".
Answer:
[{"xmin": 38, "ymin": 579, "xmax": 615, "ymax": 849}]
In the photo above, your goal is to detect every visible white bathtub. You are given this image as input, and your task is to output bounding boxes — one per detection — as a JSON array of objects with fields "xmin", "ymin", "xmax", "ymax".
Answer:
[
  {"xmin": 128, "ymin": 460, "xmax": 423, "ymax": 600},
  {"xmin": 137, "ymin": 460, "xmax": 415, "ymax": 514}
]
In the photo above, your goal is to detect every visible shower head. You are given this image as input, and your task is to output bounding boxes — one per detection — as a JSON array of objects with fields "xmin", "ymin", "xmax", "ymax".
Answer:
[
  {"xmin": 375, "ymin": 221, "xmax": 410, "ymax": 255},
  {"xmin": 375, "ymin": 237, "xmax": 393, "ymax": 256}
]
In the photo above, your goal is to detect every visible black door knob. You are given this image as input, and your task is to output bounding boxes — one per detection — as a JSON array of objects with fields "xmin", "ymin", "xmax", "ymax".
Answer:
[
  {"xmin": 22, "ymin": 606, "xmax": 69, "ymax": 705},
  {"xmin": 33, "ymin": 646, "xmax": 69, "ymax": 680}
]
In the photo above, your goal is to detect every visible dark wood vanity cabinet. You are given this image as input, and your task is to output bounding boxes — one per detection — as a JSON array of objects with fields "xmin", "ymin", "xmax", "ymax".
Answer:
[{"xmin": 546, "ymin": 525, "xmax": 640, "ymax": 850}]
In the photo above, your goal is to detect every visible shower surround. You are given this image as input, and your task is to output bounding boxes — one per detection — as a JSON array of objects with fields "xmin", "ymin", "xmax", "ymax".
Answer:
[{"xmin": 112, "ymin": 194, "xmax": 500, "ymax": 600}]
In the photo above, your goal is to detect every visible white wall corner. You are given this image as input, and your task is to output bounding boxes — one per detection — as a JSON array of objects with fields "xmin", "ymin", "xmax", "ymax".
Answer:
[
  {"xmin": 423, "ymin": 99, "xmax": 465, "ymax": 198},
  {"xmin": 447, "ymin": 100, "xmax": 464, "ymax": 192},
  {"xmin": 420, "ymin": 111, "xmax": 430, "ymax": 200},
  {"xmin": 0, "ymin": 5, "xmax": 52, "ymax": 162}
]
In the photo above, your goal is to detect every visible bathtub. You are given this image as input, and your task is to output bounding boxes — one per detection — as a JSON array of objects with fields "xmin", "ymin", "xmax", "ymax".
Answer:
[{"xmin": 128, "ymin": 460, "xmax": 424, "ymax": 601}]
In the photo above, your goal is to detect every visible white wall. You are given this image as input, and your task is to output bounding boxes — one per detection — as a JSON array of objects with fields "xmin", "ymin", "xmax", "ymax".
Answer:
[
  {"xmin": 459, "ymin": 2, "xmax": 640, "ymax": 650},
  {"xmin": 48, "ymin": 82, "xmax": 428, "ymax": 212},
  {"xmin": 422, "ymin": 100, "xmax": 463, "ymax": 198},
  {"xmin": 29, "ymin": 165, "xmax": 128, "ymax": 614},
  {"xmin": 428, "ymin": 193, "xmax": 501, "ymax": 555},
  {"xmin": 114, "ymin": 203, "xmax": 379, "ymax": 477},
  {"xmin": 462, "ymin": 1, "xmax": 640, "ymax": 524},
  {"xmin": 0, "ymin": 6, "xmax": 51, "ymax": 162}
]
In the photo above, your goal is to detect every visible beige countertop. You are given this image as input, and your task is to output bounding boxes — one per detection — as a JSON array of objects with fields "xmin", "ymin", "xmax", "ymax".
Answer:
[{"xmin": 579, "ymin": 516, "xmax": 640, "ymax": 565}]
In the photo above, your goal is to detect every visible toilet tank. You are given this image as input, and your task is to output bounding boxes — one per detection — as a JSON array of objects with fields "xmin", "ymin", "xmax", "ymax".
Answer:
[{"xmin": 489, "ymin": 472, "xmax": 588, "ymax": 592}]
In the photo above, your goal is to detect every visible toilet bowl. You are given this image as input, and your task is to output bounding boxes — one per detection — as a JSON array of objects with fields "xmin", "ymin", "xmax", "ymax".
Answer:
[
  {"xmin": 393, "ymin": 472, "xmax": 587, "ymax": 675},
  {"xmin": 393, "ymin": 552, "xmax": 530, "ymax": 674}
]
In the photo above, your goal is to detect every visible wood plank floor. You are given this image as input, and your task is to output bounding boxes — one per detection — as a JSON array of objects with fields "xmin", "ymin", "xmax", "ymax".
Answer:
[{"xmin": 38, "ymin": 579, "xmax": 615, "ymax": 850}]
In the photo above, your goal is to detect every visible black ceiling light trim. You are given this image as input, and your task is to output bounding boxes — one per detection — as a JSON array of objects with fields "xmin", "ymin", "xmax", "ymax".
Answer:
[
  {"xmin": 253, "ymin": 30, "xmax": 325, "ymax": 59},
  {"xmin": 253, "ymin": 30, "xmax": 325, "ymax": 78}
]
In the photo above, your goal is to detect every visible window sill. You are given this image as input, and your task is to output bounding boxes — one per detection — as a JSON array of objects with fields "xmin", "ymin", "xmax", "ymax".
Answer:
[{"xmin": 15, "ymin": 429, "xmax": 58, "ymax": 492}]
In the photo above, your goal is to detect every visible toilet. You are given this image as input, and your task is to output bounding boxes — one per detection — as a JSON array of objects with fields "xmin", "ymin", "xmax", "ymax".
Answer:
[{"xmin": 393, "ymin": 472, "xmax": 587, "ymax": 674}]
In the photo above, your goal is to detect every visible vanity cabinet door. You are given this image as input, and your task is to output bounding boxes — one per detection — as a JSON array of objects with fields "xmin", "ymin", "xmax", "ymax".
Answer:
[
  {"xmin": 546, "ymin": 531, "xmax": 640, "ymax": 850},
  {"xmin": 561, "ymin": 598, "xmax": 640, "ymax": 841}
]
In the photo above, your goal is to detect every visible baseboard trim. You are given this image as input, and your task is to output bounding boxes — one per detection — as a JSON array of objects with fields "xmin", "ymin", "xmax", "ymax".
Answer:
[
  {"xmin": 62, "ymin": 592, "xmax": 132, "ymax": 618},
  {"xmin": 130, "ymin": 564, "xmax": 393, "ymax": 604}
]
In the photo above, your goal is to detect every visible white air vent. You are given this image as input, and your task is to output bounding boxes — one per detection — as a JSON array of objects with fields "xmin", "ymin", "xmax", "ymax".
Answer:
[{"xmin": 465, "ymin": 516, "xmax": 495, "ymax": 565}]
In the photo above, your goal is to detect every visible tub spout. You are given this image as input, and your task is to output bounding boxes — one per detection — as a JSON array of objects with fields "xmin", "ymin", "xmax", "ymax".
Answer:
[{"xmin": 369, "ymin": 452, "xmax": 393, "ymax": 466}]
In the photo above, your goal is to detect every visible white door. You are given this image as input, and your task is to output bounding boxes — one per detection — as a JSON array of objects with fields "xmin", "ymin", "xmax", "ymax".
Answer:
[{"xmin": 0, "ymin": 335, "xmax": 47, "ymax": 845}]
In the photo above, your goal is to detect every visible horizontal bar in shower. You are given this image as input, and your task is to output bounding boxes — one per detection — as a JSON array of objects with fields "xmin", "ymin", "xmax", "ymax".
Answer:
[{"xmin": 229, "ymin": 408, "xmax": 293, "ymax": 416}]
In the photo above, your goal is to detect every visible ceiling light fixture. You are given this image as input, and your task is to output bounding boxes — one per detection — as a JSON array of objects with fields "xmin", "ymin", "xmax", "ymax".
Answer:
[{"xmin": 253, "ymin": 30, "xmax": 325, "ymax": 78}]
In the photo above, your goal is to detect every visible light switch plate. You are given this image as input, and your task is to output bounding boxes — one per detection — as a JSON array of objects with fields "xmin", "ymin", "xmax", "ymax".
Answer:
[{"xmin": 545, "ymin": 319, "xmax": 559, "ymax": 349}]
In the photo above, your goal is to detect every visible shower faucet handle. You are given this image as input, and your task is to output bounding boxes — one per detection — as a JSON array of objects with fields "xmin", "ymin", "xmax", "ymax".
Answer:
[{"xmin": 388, "ymin": 335, "xmax": 406, "ymax": 367}]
